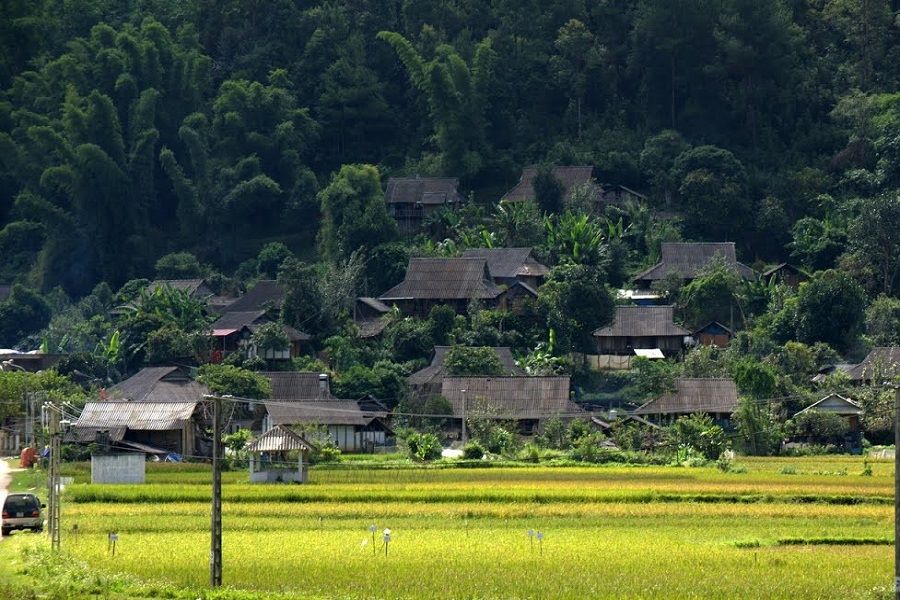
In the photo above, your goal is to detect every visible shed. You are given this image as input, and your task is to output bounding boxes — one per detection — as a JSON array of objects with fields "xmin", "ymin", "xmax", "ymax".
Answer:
[
  {"xmin": 73, "ymin": 400, "xmax": 203, "ymax": 456},
  {"xmin": 762, "ymin": 263, "xmax": 809, "ymax": 288},
  {"xmin": 246, "ymin": 425, "xmax": 316, "ymax": 483},
  {"xmin": 794, "ymin": 393, "xmax": 863, "ymax": 432},
  {"xmin": 385, "ymin": 177, "xmax": 464, "ymax": 235},
  {"xmin": 633, "ymin": 378, "xmax": 738, "ymax": 426},
  {"xmin": 354, "ymin": 297, "xmax": 392, "ymax": 339},
  {"xmin": 693, "ymin": 321, "xmax": 734, "ymax": 348}
]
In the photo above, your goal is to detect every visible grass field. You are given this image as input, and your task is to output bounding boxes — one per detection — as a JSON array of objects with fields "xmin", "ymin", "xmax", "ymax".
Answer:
[{"xmin": 1, "ymin": 456, "xmax": 895, "ymax": 599}]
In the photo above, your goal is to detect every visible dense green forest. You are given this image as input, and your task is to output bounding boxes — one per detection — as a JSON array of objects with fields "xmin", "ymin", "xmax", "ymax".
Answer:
[{"xmin": 1, "ymin": 1, "xmax": 900, "ymax": 450}]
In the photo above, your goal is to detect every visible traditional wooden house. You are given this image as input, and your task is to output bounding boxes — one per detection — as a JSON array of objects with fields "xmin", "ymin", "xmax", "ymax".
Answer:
[
  {"xmin": 261, "ymin": 372, "xmax": 391, "ymax": 452},
  {"xmin": 105, "ymin": 366, "xmax": 207, "ymax": 403},
  {"xmin": 502, "ymin": 166, "xmax": 596, "ymax": 204},
  {"xmin": 762, "ymin": 263, "xmax": 809, "ymax": 289},
  {"xmin": 597, "ymin": 184, "xmax": 647, "ymax": 208},
  {"xmin": 247, "ymin": 425, "xmax": 315, "ymax": 483},
  {"xmin": 633, "ymin": 243, "xmax": 757, "ymax": 289},
  {"xmin": 692, "ymin": 321, "xmax": 734, "ymax": 347},
  {"xmin": 592, "ymin": 305, "xmax": 690, "ymax": 357},
  {"xmin": 633, "ymin": 378, "xmax": 739, "ymax": 426},
  {"xmin": 210, "ymin": 310, "xmax": 309, "ymax": 362},
  {"xmin": 794, "ymin": 394, "xmax": 863, "ymax": 432},
  {"xmin": 73, "ymin": 400, "xmax": 205, "ymax": 457},
  {"xmin": 385, "ymin": 177, "xmax": 464, "ymax": 235},
  {"xmin": 354, "ymin": 297, "xmax": 392, "ymax": 339},
  {"xmin": 461, "ymin": 247, "xmax": 550, "ymax": 289},
  {"xmin": 409, "ymin": 346, "xmax": 525, "ymax": 400},
  {"xmin": 223, "ymin": 279, "xmax": 285, "ymax": 314},
  {"xmin": 441, "ymin": 376, "xmax": 581, "ymax": 436},
  {"xmin": 379, "ymin": 257, "xmax": 505, "ymax": 316},
  {"xmin": 846, "ymin": 347, "xmax": 900, "ymax": 385}
]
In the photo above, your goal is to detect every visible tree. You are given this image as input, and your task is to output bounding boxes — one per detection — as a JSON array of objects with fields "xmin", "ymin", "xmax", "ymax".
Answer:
[
  {"xmin": 257, "ymin": 243, "xmax": 294, "ymax": 279},
  {"xmin": 533, "ymin": 166, "xmax": 565, "ymax": 215},
  {"xmin": 788, "ymin": 216, "xmax": 847, "ymax": 271},
  {"xmin": 794, "ymin": 270, "xmax": 866, "ymax": 353},
  {"xmin": 197, "ymin": 364, "xmax": 271, "ymax": 399},
  {"xmin": 733, "ymin": 396, "xmax": 783, "ymax": 455},
  {"xmin": 0, "ymin": 285, "xmax": 51, "ymax": 348},
  {"xmin": 155, "ymin": 252, "xmax": 203, "ymax": 279},
  {"xmin": 317, "ymin": 164, "xmax": 398, "ymax": 262},
  {"xmin": 672, "ymin": 145, "xmax": 749, "ymax": 241},
  {"xmin": 538, "ymin": 264, "xmax": 615, "ymax": 353},
  {"xmin": 550, "ymin": 20, "xmax": 604, "ymax": 138},
  {"xmin": 251, "ymin": 322, "xmax": 289, "ymax": 356},
  {"xmin": 679, "ymin": 256, "xmax": 743, "ymax": 329},
  {"xmin": 787, "ymin": 411, "xmax": 849, "ymax": 446},
  {"xmin": 445, "ymin": 346, "xmax": 504, "ymax": 376},
  {"xmin": 848, "ymin": 192, "xmax": 900, "ymax": 295},
  {"xmin": 640, "ymin": 130, "xmax": 690, "ymax": 204},
  {"xmin": 279, "ymin": 258, "xmax": 325, "ymax": 337},
  {"xmin": 667, "ymin": 413, "xmax": 727, "ymax": 460},
  {"xmin": 865, "ymin": 295, "xmax": 900, "ymax": 346}
]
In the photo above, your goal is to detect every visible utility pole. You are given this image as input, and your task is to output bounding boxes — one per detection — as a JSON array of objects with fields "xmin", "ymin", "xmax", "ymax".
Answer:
[
  {"xmin": 460, "ymin": 389, "xmax": 467, "ymax": 444},
  {"xmin": 45, "ymin": 402, "xmax": 62, "ymax": 551},
  {"xmin": 894, "ymin": 385, "xmax": 899, "ymax": 600},
  {"xmin": 209, "ymin": 394, "xmax": 223, "ymax": 587}
]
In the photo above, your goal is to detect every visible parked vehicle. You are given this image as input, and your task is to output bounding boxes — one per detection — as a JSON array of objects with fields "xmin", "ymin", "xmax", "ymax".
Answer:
[{"xmin": 1, "ymin": 493, "xmax": 44, "ymax": 536}]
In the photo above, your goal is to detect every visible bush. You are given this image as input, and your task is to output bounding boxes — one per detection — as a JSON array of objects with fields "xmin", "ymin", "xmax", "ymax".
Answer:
[
  {"xmin": 405, "ymin": 432, "xmax": 442, "ymax": 461},
  {"xmin": 569, "ymin": 432, "xmax": 609, "ymax": 462},
  {"xmin": 667, "ymin": 413, "xmax": 727, "ymax": 460},
  {"xmin": 462, "ymin": 441, "xmax": 485, "ymax": 460}
]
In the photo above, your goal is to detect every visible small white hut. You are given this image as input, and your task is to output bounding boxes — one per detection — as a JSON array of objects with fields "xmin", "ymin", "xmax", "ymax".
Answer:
[{"xmin": 246, "ymin": 425, "xmax": 315, "ymax": 484}]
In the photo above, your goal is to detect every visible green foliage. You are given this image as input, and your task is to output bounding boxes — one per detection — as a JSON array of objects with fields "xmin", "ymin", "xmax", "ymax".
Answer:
[
  {"xmin": 667, "ymin": 413, "xmax": 727, "ymax": 461},
  {"xmin": 256, "ymin": 243, "xmax": 294, "ymax": 279},
  {"xmin": 865, "ymin": 295, "xmax": 900, "ymax": 346},
  {"xmin": 0, "ymin": 370, "xmax": 85, "ymax": 420},
  {"xmin": 154, "ymin": 253, "xmax": 203, "ymax": 279},
  {"xmin": 404, "ymin": 431, "xmax": 442, "ymax": 461},
  {"xmin": 538, "ymin": 264, "xmax": 614, "ymax": 353},
  {"xmin": 251, "ymin": 322, "xmax": 290, "ymax": 354},
  {"xmin": 788, "ymin": 411, "xmax": 850, "ymax": 446},
  {"xmin": 444, "ymin": 346, "xmax": 504, "ymax": 376},
  {"xmin": 197, "ymin": 364, "xmax": 271, "ymax": 399},
  {"xmin": 0, "ymin": 284, "xmax": 51, "ymax": 347},
  {"xmin": 679, "ymin": 256, "xmax": 742, "ymax": 329},
  {"xmin": 733, "ymin": 397, "xmax": 783, "ymax": 456},
  {"xmin": 794, "ymin": 270, "xmax": 866, "ymax": 353},
  {"xmin": 462, "ymin": 441, "xmax": 485, "ymax": 460},
  {"xmin": 223, "ymin": 428, "xmax": 253, "ymax": 454},
  {"xmin": 533, "ymin": 165, "xmax": 565, "ymax": 214}
]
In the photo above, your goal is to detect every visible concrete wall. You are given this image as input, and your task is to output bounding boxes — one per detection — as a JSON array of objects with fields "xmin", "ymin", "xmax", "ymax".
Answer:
[{"xmin": 91, "ymin": 453, "xmax": 146, "ymax": 484}]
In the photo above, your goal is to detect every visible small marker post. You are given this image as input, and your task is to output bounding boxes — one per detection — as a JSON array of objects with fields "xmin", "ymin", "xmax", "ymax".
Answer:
[
  {"xmin": 369, "ymin": 524, "xmax": 377, "ymax": 556},
  {"xmin": 383, "ymin": 528, "xmax": 391, "ymax": 556},
  {"xmin": 536, "ymin": 531, "xmax": 544, "ymax": 556},
  {"xmin": 527, "ymin": 529, "xmax": 534, "ymax": 553},
  {"xmin": 108, "ymin": 531, "xmax": 118, "ymax": 556}
]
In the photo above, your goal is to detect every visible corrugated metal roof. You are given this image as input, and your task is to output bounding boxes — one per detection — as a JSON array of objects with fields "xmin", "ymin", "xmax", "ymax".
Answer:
[
  {"xmin": 380, "ymin": 258, "xmax": 502, "ymax": 301},
  {"xmin": 247, "ymin": 425, "xmax": 315, "ymax": 452},
  {"xmin": 385, "ymin": 177, "xmax": 463, "ymax": 205},
  {"xmin": 264, "ymin": 372, "xmax": 334, "ymax": 400},
  {"xmin": 634, "ymin": 243, "xmax": 757, "ymax": 282},
  {"xmin": 266, "ymin": 401, "xmax": 375, "ymax": 427},
  {"xmin": 593, "ymin": 305, "xmax": 691, "ymax": 338},
  {"xmin": 440, "ymin": 376, "xmax": 577, "ymax": 419},
  {"xmin": 847, "ymin": 347, "xmax": 900, "ymax": 381},
  {"xmin": 75, "ymin": 401, "xmax": 198, "ymax": 430},
  {"xmin": 634, "ymin": 378, "xmax": 738, "ymax": 415},
  {"xmin": 795, "ymin": 393, "xmax": 862, "ymax": 417}
]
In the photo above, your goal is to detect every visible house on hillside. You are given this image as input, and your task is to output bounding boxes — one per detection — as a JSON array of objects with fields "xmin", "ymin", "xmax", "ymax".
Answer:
[
  {"xmin": 633, "ymin": 378, "xmax": 739, "ymax": 426},
  {"xmin": 380, "ymin": 258, "xmax": 503, "ymax": 316},
  {"xmin": 794, "ymin": 393, "xmax": 863, "ymax": 432},
  {"xmin": 222, "ymin": 280, "xmax": 285, "ymax": 314},
  {"xmin": 72, "ymin": 400, "xmax": 206, "ymax": 457},
  {"xmin": 502, "ymin": 166, "xmax": 596, "ymax": 205},
  {"xmin": 598, "ymin": 184, "xmax": 647, "ymax": 208},
  {"xmin": 846, "ymin": 347, "xmax": 900, "ymax": 385},
  {"xmin": 762, "ymin": 263, "xmax": 809, "ymax": 289},
  {"xmin": 385, "ymin": 177, "xmax": 464, "ymax": 235},
  {"xmin": 105, "ymin": 366, "xmax": 207, "ymax": 403},
  {"xmin": 210, "ymin": 310, "xmax": 309, "ymax": 362},
  {"xmin": 461, "ymin": 247, "xmax": 550, "ymax": 289},
  {"xmin": 592, "ymin": 305, "xmax": 690, "ymax": 359},
  {"xmin": 633, "ymin": 243, "xmax": 757, "ymax": 289},
  {"xmin": 354, "ymin": 297, "xmax": 392, "ymax": 339},
  {"xmin": 440, "ymin": 376, "xmax": 580, "ymax": 436},
  {"xmin": 692, "ymin": 321, "xmax": 734, "ymax": 348},
  {"xmin": 409, "ymin": 346, "xmax": 526, "ymax": 400},
  {"xmin": 261, "ymin": 372, "xmax": 392, "ymax": 452}
]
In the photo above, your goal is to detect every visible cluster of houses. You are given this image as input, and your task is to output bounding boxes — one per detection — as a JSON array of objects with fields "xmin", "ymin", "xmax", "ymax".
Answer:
[{"xmin": 0, "ymin": 166, "xmax": 895, "ymax": 461}]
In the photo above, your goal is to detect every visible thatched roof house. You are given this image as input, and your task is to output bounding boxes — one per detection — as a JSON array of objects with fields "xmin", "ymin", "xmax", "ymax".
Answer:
[
  {"xmin": 847, "ymin": 347, "xmax": 900, "ymax": 384},
  {"xmin": 633, "ymin": 378, "xmax": 739, "ymax": 424},
  {"xmin": 502, "ymin": 166, "xmax": 595, "ymax": 203},
  {"xmin": 633, "ymin": 243, "xmax": 756, "ymax": 288},
  {"xmin": 379, "ymin": 257, "xmax": 503, "ymax": 315},
  {"xmin": 592, "ymin": 305, "xmax": 690, "ymax": 357},
  {"xmin": 461, "ymin": 247, "xmax": 550, "ymax": 288},
  {"xmin": 385, "ymin": 177, "xmax": 464, "ymax": 234}
]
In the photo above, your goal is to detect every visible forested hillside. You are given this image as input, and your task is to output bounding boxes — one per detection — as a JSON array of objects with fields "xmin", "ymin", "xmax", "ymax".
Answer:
[{"xmin": 1, "ymin": 0, "xmax": 899, "ymax": 290}]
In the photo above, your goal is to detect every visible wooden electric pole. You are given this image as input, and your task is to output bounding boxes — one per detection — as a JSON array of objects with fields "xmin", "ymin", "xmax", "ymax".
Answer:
[
  {"xmin": 209, "ymin": 394, "xmax": 223, "ymax": 587},
  {"xmin": 45, "ymin": 402, "xmax": 61, "ymax": 551},
  {"xmin": 894, "ymin": 385, "xmax": 899, "ymax": 600}
]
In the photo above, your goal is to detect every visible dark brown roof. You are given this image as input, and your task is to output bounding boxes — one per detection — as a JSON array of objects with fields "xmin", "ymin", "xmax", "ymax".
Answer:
[
  {"xmin": 634, "ymin": 378, "xmax": 739, "ymax": 415},
  {"xmin": 263, "ymin": 372, "xmax": 335, "ymax": 400},
  {"xmin": 211, "ymin": 310, "xmax": 267, "ymax": 330},
  {"xmin": 0, "ymin": 284, "xmax": 11, "ymax": 302},
  {"xmin": 633, "ymin": 243, "xmax": 757, "ymax": 282},
  {"xmin": 107, "ymin": 367, "xmax": 207, "ymax": 403},
  {"xmin": 357, "ymin": 319, "xmax": 389, "ymax": 339},
  {"xmin": 502, "ymin": 166, "xmax": 595, "ymax": 203},
  {"xmin": 379, "ymin": 258, "xmax": 502, "ymax": 301},
  {"xmin": 762, "ymin": 263, "xmax": 807, "ymax": 278},
  {"xmin": 147, "ymin": 279, "xmax": 210, "ymax": 297},
  {"xmin": 409, "ymin": 346, "xmax": 525, "ymax": 387},
  {"xmin": 224, "ymin": 280, "xmax": 284, "ymax": 313},
  {"xmin": 266, "ymin": 401, "xmax": 379, "ymax": 427},
  {"xmin": 440, "ymin": 376, "xmax": 578, "ymax": 419},
  {"xmin": 246, "ymin": 425, "xmax": 315, "ymax": 452},
  {"xmin": 385, "ymin": 177, "xmax": 463, "ymax": 205},
  {"xmin": 593, "ymin": 305, "xmax": 690, "ymax": 338},
  {"xmin": 847, "ymin": 347, "xmax": 900, "ymax": 382},
  {"xmin": 461, "ymin": 248, "xmax": 550, "ymax": 280},
  {"xmin": 357, "ymin": 297, "xmax": 390, "ymax": 313}
]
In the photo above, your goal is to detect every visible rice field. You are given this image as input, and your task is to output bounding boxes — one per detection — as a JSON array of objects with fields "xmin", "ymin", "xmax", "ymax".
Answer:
[{"xmin": 7, "ymin": 457, "xmax": 897, "ymax": 599}]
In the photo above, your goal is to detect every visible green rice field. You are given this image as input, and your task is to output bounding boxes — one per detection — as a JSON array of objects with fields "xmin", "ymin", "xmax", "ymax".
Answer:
[{"xmin": 2, "ymin": 456, "xmax": 896, "ymax": 599}]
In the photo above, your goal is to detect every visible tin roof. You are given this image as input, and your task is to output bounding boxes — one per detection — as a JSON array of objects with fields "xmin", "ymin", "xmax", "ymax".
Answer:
[
  {"xmin": 795, "ymin": 393, "xmax": 862, "ymax": 417},
  {"xmin": 593, "ymin": 305, "xmax": 690, "ymax": 338},
  {"xmin": 634, "ymin": 378, "xmax": 739, "ymax": 415},
  {"xmin": 440, "ymin": 376, "xmax": 577, "ymax": 419},
  {"xmin": 263, "ymin": 372, "xmax": 335, "ymax": 400},
  {"xmin": 247, "ymin": 425, "xmax": 315, "ymax": 452},
  {"xmin": 266, "ymin": 401, "xmax": 379, "ymax": 427},
  {"xmin": 75, "ymin": 401, "xmax": 198, "ymax": 430}
]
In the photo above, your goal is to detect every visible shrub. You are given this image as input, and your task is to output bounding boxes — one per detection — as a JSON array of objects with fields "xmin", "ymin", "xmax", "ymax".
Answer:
[
  {"xmin": 462, "ymin": 441, "xmax": 485, "ymax": 460},
  {"xmin": 667, "ymin": 413, "xmax": 727, "ymax": 460},
  {"xmin": 569, "ymin": 432, "xmax": 609, "ymax": 462},
  {"xmin": 405, "ymin": 432, "xmax": 442, "ymax": 461}
]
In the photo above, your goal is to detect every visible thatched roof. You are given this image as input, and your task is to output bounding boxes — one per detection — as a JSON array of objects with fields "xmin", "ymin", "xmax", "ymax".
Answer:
[
  {"xmin": 633, "ymin": 243, "xmax": 757, "ymax": 282},
  {"xmin": 380, "ymin": 258, "xmax": 502, "ymax": 301},
  {"xmin": 263, "ymin": 372, "xmax": 334, "ymax": 400},
  {"xmin": 634, "ymin": 378, "xmax": 739, "ymax": 415},
  {"xmin": 409, "ymin": 346, "xmax": 525, "ymax": 387},
  {"xmin": 225, "ymin": 280, "xmax": 284, "ymax": 313},
  {"xmin": 107, "ymin": 367, "xmax": 207, "ymax": 403},
  {"xmin": 385, "ymin": 177, "xmax": 463, "ymax": 205},
  {"xmin": 461, "ymin": 247, "xmax": 550, "ymax": 280},
  {"xmin": 440, "ymin": 376, "xmax": 578, "ymax": 419},
  {"xmin": 246, "ymin": 425, "xmax": 315, "ymax": 452},
  {"xmin": 847, "ymin": 347, "xmax": 900, "ymax": 382},
  {"xmin": 502, "ymin": 166, "xmax": 594, "ymax": 203},
  {"xmin": 593, "ymin": 305, "xmax": 690, "ymax": 338}
]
